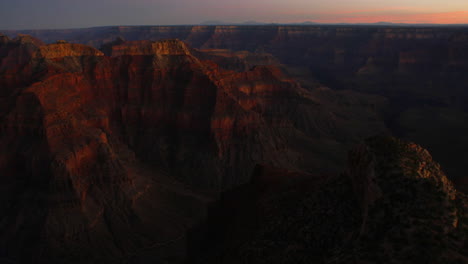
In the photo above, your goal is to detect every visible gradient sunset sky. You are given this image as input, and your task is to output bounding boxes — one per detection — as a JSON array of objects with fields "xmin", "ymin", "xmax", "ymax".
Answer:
[{"xmin": 1, "ymin": 0, "xmax": 467, "ymax": 29}]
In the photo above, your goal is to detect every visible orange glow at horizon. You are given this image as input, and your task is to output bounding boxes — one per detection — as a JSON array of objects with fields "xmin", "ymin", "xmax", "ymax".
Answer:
[{"xmin": 312, "ymin": 11, "xmax": 468, "ymax": 24}]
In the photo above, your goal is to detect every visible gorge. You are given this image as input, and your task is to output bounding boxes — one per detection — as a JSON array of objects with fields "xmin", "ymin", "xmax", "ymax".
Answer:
[{"xmin": 1, "ymin": 26, "xmax": 467, "ymax": 263}]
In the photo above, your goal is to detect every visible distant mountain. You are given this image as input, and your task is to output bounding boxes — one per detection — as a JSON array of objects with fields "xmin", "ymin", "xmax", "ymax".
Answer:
[
  {"xmin": 373, "ymin": 21, "xmax": 396, "ymax": 25},
  {"xmin": 197, "ymin": 20, "xmax": 465, "ymax": 27},
  {"xmin": 296, "ymin": 21, "xmax": 318, "ymax": 25},
  {"xmin": 240, "ymin": 20, "xmax": 266, "ymax": 25},
  {"xmin": 200, "ymin": 20, "xmax": 268, "ymax": 26},
  {"xmin": 200, "ymin": 20, "xmax": 227, "ymax": 25},
  {"xmin": 199, "ymin": 20, "xmax": 318, "ymax": 26}
]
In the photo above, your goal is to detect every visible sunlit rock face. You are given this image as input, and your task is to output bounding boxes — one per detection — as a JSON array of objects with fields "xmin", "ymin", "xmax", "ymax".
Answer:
[
  {"xmin": 8, "ymin": 26, "xmax": 468, "ymax": 77},
  {"xmin": 33, "ymin": 43, "xmax": 104, "ymax": 59},
  {"xmin": 5, "ymin": 25, "xmax": 468, "ymax": 187},
  {"xmin": 0, "ymin": 24, "xmax": 467, "ymax": 264},
  {"xmin": 0, "ymin": 36, "xmax": 389, "ymax": 263}
]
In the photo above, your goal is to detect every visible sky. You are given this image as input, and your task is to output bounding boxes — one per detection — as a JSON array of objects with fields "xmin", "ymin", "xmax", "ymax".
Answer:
[{"xmin": 1, "ymin": 0, "xmax": 468, "ymax": 29}]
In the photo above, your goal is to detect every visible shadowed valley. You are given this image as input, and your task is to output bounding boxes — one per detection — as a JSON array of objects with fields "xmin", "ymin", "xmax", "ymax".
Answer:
[{"xmin": 0, "ymin": 26, "xmax": 467, "ymax": 263}]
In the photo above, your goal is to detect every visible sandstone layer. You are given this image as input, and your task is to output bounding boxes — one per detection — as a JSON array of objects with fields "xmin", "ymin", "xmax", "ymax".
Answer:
[
  {"xmin": 5, "ymin": 25, "xmax": 468, "ymax": 187},
  {"xmin": 0, "ymin": 36, "xmax": 388, "ymax": 263}
]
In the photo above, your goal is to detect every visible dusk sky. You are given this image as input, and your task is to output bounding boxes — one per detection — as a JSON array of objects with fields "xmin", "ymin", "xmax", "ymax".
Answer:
[{"xmin": 1, "ymin": 0, "xmax": 468, "ymax": 29}]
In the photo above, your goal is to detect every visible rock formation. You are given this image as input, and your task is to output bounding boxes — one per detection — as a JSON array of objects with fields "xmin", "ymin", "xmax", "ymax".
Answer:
[
  {"xmin": 0, "ymin": 36, "xmax": 389, "ymax": 263},
  {"xmin": 4, "ymin": 25, "xmax": 467, "ymax": 189},
  {"xmin": 191, "ymin": 137, "xmax": 468, "ymax": 264}
]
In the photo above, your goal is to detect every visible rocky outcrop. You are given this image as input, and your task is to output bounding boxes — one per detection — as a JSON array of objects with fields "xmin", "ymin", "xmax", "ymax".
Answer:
[
  {"xmin": 6, "ymin": 26, "xmax": 468, "ymax": 74},
  {"xmin": 5, "ymin": 26, "xmax": 467, "ymax": 187},
  {"xmin": 194, "ymin": 48, "xmax": 280, "ymax": 72},
  {"xmin": 13, "ymin": 34, "xmax": 45, "ymax": 46},
  {"xmin": 33, "ymin": 43, "xmax": 104, "ymax": 59},
  {"xmin": 0, "ymin": 35, "xmax": 389, "ymax": 190},
  {"xmin": 110, "ymin": 39, "xmax": 191, "ymax": 56},
  {"xmin": 339, "ymin": 136, "xmax": 467, "ymax": 263},
  {"xmin": 0, "ymin": 34, "xmax": 10, "ymax": 44},
  {"xmin": 0, "ymin": 36, "xmax": 390, "ymax": 263},
  {"xmin": 191, "ymin": 137, "xmax": 468, "ymax": 264}
]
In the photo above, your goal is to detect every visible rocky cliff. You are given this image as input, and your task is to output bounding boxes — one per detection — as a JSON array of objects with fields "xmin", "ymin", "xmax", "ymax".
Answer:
[
  {"xmin": 0, "ymin": 36, "xmax": 389, "ymax": 263},
  {"xmin": 191, "ymin": 136, "xmax": 468, "ymax": 264},
  {"xmin": 4, "ymin": 25, "xmax": 468, "ymax": 188}
]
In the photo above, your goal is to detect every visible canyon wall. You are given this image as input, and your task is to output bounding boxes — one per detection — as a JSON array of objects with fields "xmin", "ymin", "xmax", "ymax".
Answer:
[
  {"xmin": 1, "ymin": 27, "xmax": 467, "ymax": 262},
  {"xmin": 189, "ymin": 137, "xmax": 468, "ymax": 264},
  {"xmin": 8, "ymin": 25, "xmax": 466, "ymax": 187},
  {"xmin": 0, "ymin": 35, "xmax": 388, "ymax": 263}
]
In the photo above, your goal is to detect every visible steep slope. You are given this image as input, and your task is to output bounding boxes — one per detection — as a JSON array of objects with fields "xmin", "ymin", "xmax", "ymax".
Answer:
[
  {"xmin": 6, "ymin": 26, "xmax": 468, "ymax": 106},
  {"xmin": 0, "ymin": 34, "xmax": 44, "ymax": 112},
  {"xmin": 0, "ymin": 38, "xmax": 212, "ymax": 264},
  {"xmin": 107, "ymin": 39, "xmax": 298, "ymax": 187},
  {"xmin": 341, "ymin": 136, "xmax": 467, "ymax": 263},
  {"xmin": 0, "ymin": 36, "xmax": 388, "ymax": 263},
  {"xmin": 5, "ymin": 25, "xmax": 467, "ymax": 188},
  {"xmin": 192, "ymin": 136, "xmax": 468, "ymax": 264}
]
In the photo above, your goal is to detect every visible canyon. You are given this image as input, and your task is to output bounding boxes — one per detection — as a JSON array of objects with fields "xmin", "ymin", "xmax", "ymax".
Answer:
[
  {"xmin": 0, "ymin": 26, "xmax": 467, "ymax": 263},
  {"xmin": 6, "ymin": 25, "xmax": 468, "ymax": 189}
]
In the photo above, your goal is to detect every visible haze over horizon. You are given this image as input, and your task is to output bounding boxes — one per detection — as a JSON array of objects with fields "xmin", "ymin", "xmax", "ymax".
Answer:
[{"xmin": 1, "ymin": 0, "xmax": 468, "ymax": 30}]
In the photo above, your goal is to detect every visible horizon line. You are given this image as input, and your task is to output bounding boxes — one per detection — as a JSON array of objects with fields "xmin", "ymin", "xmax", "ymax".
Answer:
[{"xmin": 2, "ymin": 22, "xmax": 468, "ymax": 31}]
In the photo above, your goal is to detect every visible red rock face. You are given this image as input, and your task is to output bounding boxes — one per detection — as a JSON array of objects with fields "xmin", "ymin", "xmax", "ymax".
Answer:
[
  {"xmin": 0, "ymin": 36, "xmax": 388, "ymax": 263},
  {"xmin": 0, "ymin": 40, "xmax": 134, "ymax": 262},
  {"xmin": 5, "ymin": 26, "xmax": 468, "ymax": 186},
  {"xmin": 1, "ymin": 28, "xmax": 467, "ymax": 263},
  {"xmin": 0, "ymin": 35, "xmax": 43, "ymax": 96},
  {"xmin": 0, "ymin": 36, "xmax": 389, "ymax": 190}
]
